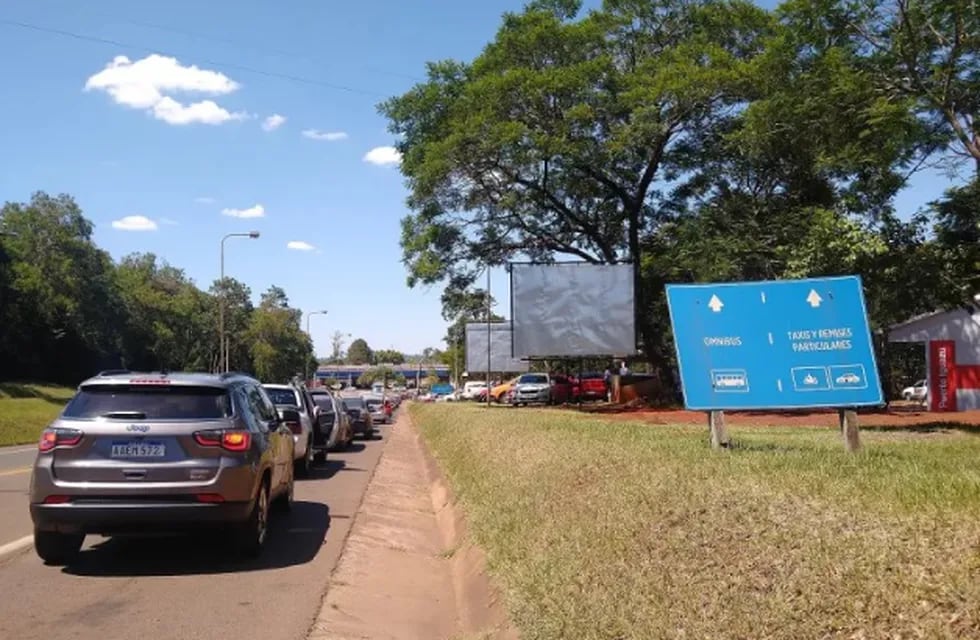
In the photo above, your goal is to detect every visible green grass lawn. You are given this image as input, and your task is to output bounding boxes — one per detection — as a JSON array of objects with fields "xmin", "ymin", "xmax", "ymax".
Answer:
[
  {"xmin": 412, "ymin": 403, "xmax": 980, "ymax": 640},
  {"xmin": 0, "ymin": 383, "xmax": 74, "ymax": 446}
]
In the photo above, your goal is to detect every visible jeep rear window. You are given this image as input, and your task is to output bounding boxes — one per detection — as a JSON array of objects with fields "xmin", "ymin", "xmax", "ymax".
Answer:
[
  {"xmin": 63, "ymin": 385, "xmax": 232, "ymax": 420},
  {"xmin": 263, "ymin": 387, "xmax": 300, "ymax": 406}
]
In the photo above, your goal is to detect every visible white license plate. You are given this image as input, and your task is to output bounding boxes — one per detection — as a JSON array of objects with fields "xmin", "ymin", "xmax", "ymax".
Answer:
[{"xmin": 111, "ymin": 441, "xmax": 166, "ymax": 458}]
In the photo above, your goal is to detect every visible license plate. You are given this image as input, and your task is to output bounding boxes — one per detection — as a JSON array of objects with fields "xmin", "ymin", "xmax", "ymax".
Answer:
[{"xmin": 111, "ymin": 441, "xmax": 166, "ymax": 458}]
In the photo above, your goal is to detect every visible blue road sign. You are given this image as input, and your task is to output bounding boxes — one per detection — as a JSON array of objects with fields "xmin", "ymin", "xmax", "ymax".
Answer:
[{"xmin": 665, "ymin": 276, "xmax": 883, "ymax": 411}]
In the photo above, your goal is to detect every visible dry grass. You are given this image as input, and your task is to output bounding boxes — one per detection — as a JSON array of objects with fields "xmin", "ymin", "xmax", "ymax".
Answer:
[
  {"xmin": 0, "ymin": 383, "xmax": 74, "ymax": 446},
  {"xmin": 412, "ymin": 403, "xmax": 980, "ymax": 640}
]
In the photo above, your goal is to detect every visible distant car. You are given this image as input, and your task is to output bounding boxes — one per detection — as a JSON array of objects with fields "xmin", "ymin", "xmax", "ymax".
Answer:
[
  {"xmin": 510, "ymin": 373, "xmax": 552, "ymax": 405},
  {"xmin": 309, "ymin": 388, "xmax": 353, "ymax": 451},
  {"xmin": 341, "ymin": 397, "xmax": 374, "ymax": 437},
  {"xmin": 29, "ymin": 371, "xmax": 295, "ymax": 565},
  {"xmin": 902, "ymin": 379, "xmax": 927, "ymax": 402},
  {"xmin": 363, "ymin": 394, "xmax": 388, "ymax": 424},
  {"xmin": 262, "ymin": 382, "xmax": 319, "ymax": 475},
  {"xmin": 835, "ymin": 373, "xmax": 861, "ymax": 384},
  {"xmin": 576, "ymin": 373, "xmax": 607, "ymax": 402},
  {"xmin": 461, "ymin": 381, "xmax": 488, "ymax": 400}
]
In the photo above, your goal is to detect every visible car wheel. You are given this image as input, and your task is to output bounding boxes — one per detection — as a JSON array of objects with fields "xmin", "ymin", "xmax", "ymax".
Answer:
[
  {"xmin": 275, "ymin": 468, "xmax": 294, "ymax": 513},
  {"xmin": 236, "ymin": 481, "xmax": 270, "ymax": 558},
  {"xmin": 34, "ymin": 530, "xmax": 84, "ymax": 566},
  {"xmin": 294, "ymin": 437, "xmax": 312, "ymax": 478},
  {"xmin": 313, "ymin": 450, "xmax": 326, "ymax": 464},
  {"xmin": 902, "ymin": 392, "xmax": 912, "ymax": 401}
]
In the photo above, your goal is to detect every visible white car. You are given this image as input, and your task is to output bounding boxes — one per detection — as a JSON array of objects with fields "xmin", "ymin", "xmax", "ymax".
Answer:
[
  {"xmin": 902, "ymin": 379, "xmax": 927, "ymax": 402},
  {"xmin": 835, "ymin": 373, "xmax": 861, "ymax": 384},
  {"xmin": 460, "ymin": 381, "xmax": 488, "ymax": 400}
]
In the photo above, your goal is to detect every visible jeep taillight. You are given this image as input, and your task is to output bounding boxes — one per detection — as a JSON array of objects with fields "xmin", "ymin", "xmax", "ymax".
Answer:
[
  {"xmin": 38, "ymin": 428, "xmax": 83, "ymax": 452},
  {"xmin": 193, "ymin": 430, "xmax": 252, "ymax": 452}
]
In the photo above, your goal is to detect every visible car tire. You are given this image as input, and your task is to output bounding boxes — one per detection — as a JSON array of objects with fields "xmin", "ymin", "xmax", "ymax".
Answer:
[
  {"xmin": 313, "ymin": 450, "xmax": 327, "ymax": 464},
  {"xmin": 236, "ymin": 481, "xmax": 270, "ymax": 558},
  {"xmin": 902, "ymin": 392, "xmax": 912, "ymax": 401},
  {"xmin": 274, "ymin": 468, "xmax": 294, "ymax": 513},
  {"xmin": 34, "ymin": 530, "xmax": 84, "ymax": 566},
  {"xmin": 295, "ymin": 437, "xmax": 313, "ymax": 478}
]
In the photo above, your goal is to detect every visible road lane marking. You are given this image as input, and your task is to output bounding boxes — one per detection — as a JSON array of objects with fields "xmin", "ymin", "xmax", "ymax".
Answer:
[
  {"xmin": 0, "ymin": 446, "xmax": 35, "ymax": 457},
  {"xmin": 0, "ymin": 466, "xmax": 31, "ymax": 477},
  {"xmin": 0, "ymin": 535, "xmax": 33, "ymax": 560}
]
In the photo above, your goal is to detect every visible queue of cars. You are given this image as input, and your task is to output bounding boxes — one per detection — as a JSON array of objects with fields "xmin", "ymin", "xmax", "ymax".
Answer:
[
  {"xmin": 27, "ymin": 369, "xmax": 400, "ymax": 565},
  {"xmin": 464, "ymin": 372, "xmax": 609, "ymax": 406}
]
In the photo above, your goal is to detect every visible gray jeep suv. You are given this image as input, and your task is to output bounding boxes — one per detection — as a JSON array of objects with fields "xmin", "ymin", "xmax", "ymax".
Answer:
[{"xmin": 29, "ymin": 371, "xmax": 296, "ymax": 565}]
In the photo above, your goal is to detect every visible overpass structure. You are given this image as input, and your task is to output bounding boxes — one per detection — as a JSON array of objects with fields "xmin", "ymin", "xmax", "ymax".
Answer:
[{"xmin": 315, "ymin": 363, "xmax": 451, "ymax": 385}]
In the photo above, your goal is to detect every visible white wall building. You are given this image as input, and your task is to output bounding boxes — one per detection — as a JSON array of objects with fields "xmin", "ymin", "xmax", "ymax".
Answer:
[{"xmin": 888, "ymin": 306, "xmax": 980, "ymax": 411}]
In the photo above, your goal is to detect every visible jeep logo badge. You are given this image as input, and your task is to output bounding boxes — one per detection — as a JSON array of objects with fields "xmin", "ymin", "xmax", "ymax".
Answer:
[{"xmin": 126, "ymin": 424, "xmax": 150, "ymax": 433}]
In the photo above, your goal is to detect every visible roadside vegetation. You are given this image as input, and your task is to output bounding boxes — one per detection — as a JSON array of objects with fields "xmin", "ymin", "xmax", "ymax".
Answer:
[
  {"xmin": 413, "ymin": 403, "xmax": 980, "ymax": 639},
  {"xmin": 0, "ymin": 383, "xmax": 73, "ymax": 446}
]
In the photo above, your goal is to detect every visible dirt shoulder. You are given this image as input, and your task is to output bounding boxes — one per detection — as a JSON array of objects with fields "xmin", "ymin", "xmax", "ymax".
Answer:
[{"xmin": 309, "ymin": 409, "xmax": 517, "ymax": 640}]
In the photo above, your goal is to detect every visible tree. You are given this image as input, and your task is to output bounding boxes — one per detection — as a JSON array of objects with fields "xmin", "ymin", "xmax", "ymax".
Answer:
[
  {"xmin": 0, "ymin": 192, "xmax": 122, "ymax": 382},
  {"xmin": 209, "ymin": 277, "xmax": 254, "ymax": 373},
  {"xmin": 329, "ymin": 330, "xmax": 349, "ymax": 363},
  {"xmin": 346, "ymin": 338, "xmax": 373, "ymax": 365},
  {"xmin": 373, "ymin": 349, "xmax": 405, "ymax": 365},
  {"xmin": 381, "ymin": 0, "xmax": 777, "ymax": 358},
  {"xmin": 115, "ymin": 253, "xmax": 213, "ymax": 372},
  {"xmin": 827, "ymin": 0, "xmax": 980, "ymax": 175},
  {"xmin": 246, "ymin": 286, "xmax": 313, "ymax": 382}
]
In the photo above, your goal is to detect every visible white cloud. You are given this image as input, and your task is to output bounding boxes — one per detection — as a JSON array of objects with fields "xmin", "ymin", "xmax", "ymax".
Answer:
[
  {"xmin": 287, "ymin": 240, "xmax": 315, "ymax": 251},
  {"xmin": 194, "ymin": 196, "xmax": 215, "ymax": 204},
  {"xmin": 112, "ymin": 215, "xmax": 158, "ymax": 231},
  {"xmin": 221, "ymin": 203, "xmax": 265, "ymax": 218},
  {"xmin": 302, "ymin": 129, "xmax": 348, "ymax": 141},
  {"xmin": 84, "ymin": 54, "xmax": 246, "ymax": 125},
  {"xmin": 363, "ymin": 146, "xmax": 402, "ymax": 167},
  {"xmin": 262, "ymin": 114, "xmax": 286, "ymax": 131}
]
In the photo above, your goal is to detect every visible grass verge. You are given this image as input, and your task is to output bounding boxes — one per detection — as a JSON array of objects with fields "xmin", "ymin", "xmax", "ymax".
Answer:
[
  {"xmin": 412, "ymin": 403, "xmax": 980, "ymax": 640},
  {"xmin": 0, "ymin": 383, "xmax": 74, "ymax": 446}
]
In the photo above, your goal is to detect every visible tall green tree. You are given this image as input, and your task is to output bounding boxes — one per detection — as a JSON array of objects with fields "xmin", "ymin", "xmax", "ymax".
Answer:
[
  {"xmin": 116, "ymin": 253, "xmax": 213, "ymax": 372},
  {"xmin": 346, "ymin": 338, "xmax": 373, "ymax": 365},
  {"xmin": 210, "ymin": 277, "xmax": 254, "ymax": 373},
  {"xmin": 0, "ymin": 192, "xmax": 122, "ymax": 382},
  {"xmin": 380, "ymin": 0, "xmax": 775, "ymax": 359},
  {"xmin": 246, "ymin": 287, "xmax": 313, "ymax": 382}
]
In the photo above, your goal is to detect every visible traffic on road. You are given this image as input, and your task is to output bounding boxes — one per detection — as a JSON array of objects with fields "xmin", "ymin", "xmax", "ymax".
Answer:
[{"xmin": 0, "ymin": 374, "xmax": 403, "ymax": 640}]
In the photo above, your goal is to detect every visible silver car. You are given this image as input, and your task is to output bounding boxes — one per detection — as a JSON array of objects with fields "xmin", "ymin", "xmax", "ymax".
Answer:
[
  {"xmin": 363, "ymin": 394, "xmax": 388, "ymax": 425},
  {"xmin": 262, "ymin": 382, "xmax": 319, "ymax": 475},
  {"xmin": 29, "ymin": 371, "xmax": 295, "ymax": 565}
]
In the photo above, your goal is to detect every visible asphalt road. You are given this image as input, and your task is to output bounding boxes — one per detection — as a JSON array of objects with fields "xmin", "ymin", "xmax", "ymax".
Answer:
[{"xmin": 0, "ymin": 421, "xmax": 392, "ymax": 640}]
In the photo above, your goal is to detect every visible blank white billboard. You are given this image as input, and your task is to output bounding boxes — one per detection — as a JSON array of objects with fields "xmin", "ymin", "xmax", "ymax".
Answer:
[
  {"xmin": 510, "ymin": 263, "xmax": 637, "ymax": 357},
  {"xmin": 465, "ymin": 323, "xmax": 529, "ymax": 373}
]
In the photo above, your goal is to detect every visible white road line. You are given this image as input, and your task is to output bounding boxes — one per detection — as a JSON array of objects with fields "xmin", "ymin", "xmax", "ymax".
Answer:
[
  {"xmin": 0, "ymin": 535, "xmax": 33, "ymax": 560},
  {"xmin": 0, "ymin": 446, "xmax": 35, "ymax": 457}
]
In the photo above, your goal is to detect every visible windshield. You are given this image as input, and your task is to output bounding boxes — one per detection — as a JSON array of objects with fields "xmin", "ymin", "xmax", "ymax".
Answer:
[
  {"xmin": 312, "ymin": 396, "xmax": 334, "ymax": 411},
  {"xmin": 263, "ymin": 386, "xmax": 300, "ymax": 406},
  {"xmin": 518, "ymin": 374, "xmax": 548, "ymax": 384},
  {"xmin": 63, "ymin": 384, "xmax": 231, "ymax": 420},
  {"xmin": 365, "ymin": 398, "xmax": 383, "ymax": 409},
  {"xmin": 343, "ymin": 398, "xmax": 365, "ymax": 410}
]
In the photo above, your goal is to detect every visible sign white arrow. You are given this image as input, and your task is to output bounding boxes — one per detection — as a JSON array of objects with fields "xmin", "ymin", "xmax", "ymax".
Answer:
[
  {"xmin": 806, "ymin": 289, "xmax": 823, "ymax": 308},
  {"xmin": 708, "ymin": 294, "xmax": 724, "ymax": 312}
]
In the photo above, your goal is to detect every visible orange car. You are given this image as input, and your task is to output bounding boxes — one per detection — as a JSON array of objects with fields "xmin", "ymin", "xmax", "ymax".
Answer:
[{"xmin": 489, "ymin": 376, "xmax": 520, "ymax": 403}]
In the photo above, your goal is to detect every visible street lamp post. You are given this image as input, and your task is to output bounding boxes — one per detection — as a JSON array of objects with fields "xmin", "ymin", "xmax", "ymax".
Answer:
[
  {"xmin": 219, "ymin": 231, "xmax": 260, "ymax": 373},
  {"xmin": 305, "ymin": 309, "xmax": 328, "ymax": 383}
]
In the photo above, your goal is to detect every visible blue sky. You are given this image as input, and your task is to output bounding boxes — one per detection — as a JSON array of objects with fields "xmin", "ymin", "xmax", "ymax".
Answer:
[{"xmin": 0, "ymin": 0, "xmax": 964, "ymax": 358}]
